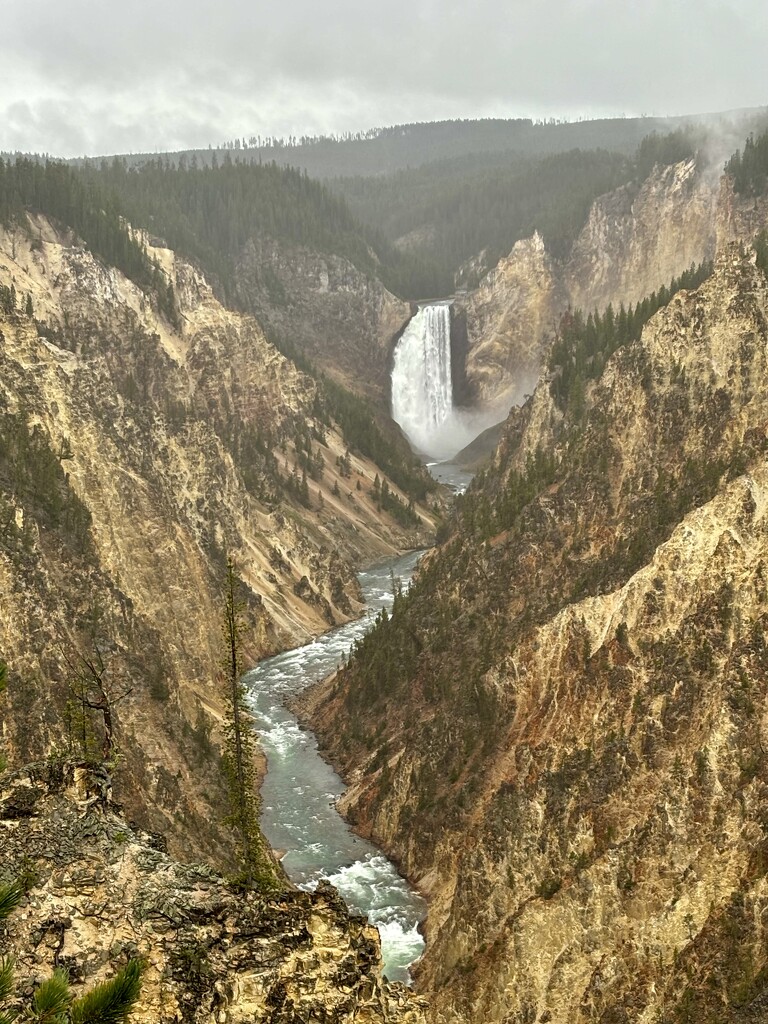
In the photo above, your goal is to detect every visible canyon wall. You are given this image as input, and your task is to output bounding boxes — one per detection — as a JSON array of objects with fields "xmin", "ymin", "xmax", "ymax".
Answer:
[
  {"xmin": 457, "ymin": 232, "xmax": 563, "ymax": 408},
  {"xmin": 459, "ymin": 159, "xmax": 768, "ymax": 412},
  {"xmin": 0, "ymin": 214, "xmax": 434, "ymax": 866},
  {"xmin": 233, "ymin": 236, "xmax": 411, "ymax": 402},
  {"xmin": 305, "ymin": 245, "xmax": 768, "ymax": 1022}
]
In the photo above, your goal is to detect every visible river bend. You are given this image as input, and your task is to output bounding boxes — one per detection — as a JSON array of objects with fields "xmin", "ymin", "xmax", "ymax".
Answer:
[{"xmin": 244, "ymin": 550, "xmax": 425, "ymax": 984}]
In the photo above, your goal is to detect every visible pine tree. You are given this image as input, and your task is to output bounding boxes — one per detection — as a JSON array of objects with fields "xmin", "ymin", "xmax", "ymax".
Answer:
[
  {"xmin": 220, "ymin": 557, "xmax": 281, "ymax": 891},
  {"xmin": 0, "ymin": 662, "xmax": 7, "ymax": 773},
  {"xmin": 70, "ymin": 960, "xmax": 142, "ymax": 1024}
]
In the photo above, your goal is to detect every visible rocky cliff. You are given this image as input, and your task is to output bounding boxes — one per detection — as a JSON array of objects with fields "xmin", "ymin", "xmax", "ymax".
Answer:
[
  {"xmin": 304, "ymin": 244, "xmax": 768, "ymax": 1022},
  {"xmin": 0, "ymin": 212, "xmax": 435, "ymax": 866},
  {"xmin": 233, "ymin": 237, "xmax": 411, "ymax": 402},
  {"xmin": 456, "ymin": 232, "xmax": 562, "ymax": 409},
  {"xmin": 0, "ymin": 760, "xmax": 427, "ymax": 1023},
  {"xmin": 565, "ymin": 157, "xmax": 719, "ymax": 312},
  {"xmin": 459, "ymin": 158, "xmax": 768, "ymax": 414}
]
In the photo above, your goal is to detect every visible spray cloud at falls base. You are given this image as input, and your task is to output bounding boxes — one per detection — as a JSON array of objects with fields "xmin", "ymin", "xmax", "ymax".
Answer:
[{"xmin": 391, "ymin": 302, "xmax": 503, "ymax": 461}]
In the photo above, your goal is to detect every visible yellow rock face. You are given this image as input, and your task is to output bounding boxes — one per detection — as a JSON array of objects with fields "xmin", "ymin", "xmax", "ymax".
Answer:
[
  {"xmin": 459, "ymin": 159, "xmax": 768, "ymax": 417},
  {"xmin": 0, "ymin": 215, "xmax": 434, "ymax": 864},
  {"xmin": 307, "ymin": 247, "xmax": 768, "ymax": 1022},
  {"xmin": 460, "ymin": 232, "xmax": 563, "ymax": 410}
]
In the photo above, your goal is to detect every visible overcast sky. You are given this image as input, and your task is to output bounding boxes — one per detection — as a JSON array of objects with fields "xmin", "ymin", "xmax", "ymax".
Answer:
[{"xmin": 2, "ymin": 0, "xmax": 766, "ymax": 157}]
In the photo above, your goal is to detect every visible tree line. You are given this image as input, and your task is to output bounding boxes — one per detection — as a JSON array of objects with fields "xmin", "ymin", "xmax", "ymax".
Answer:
[
  {"xmin": 195, "ymin": 113, "xmax": 723, "ymax": 180},
  {"xmin": 0, "ymin": 158, "xmax": 177, "ymax": 323},
  {"xmin": 334, "ymin": 148, "xmax": 632, "ymax": 293},
  {"xmin": 69, "ymin": 126, "xmax": 710, "ymax": 306},
  {"xmin": 725, "ymin": 130, "xmax": 768, "ymax": 195},
  {"xmin": 548, "ymin": 259, "xmax": 714, "ymax": 416},
  {"xmin": 78, "ymin": 156, "xmax": 392, "ymax": 300}
]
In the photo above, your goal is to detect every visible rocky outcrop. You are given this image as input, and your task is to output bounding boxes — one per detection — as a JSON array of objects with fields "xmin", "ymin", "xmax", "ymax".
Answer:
[
  {"xmin": 565, "ymin": 157, "xmax": 718, "ymax": 311},
  {"xmin": 304, "ymin": 246, "xmax": 768, "ymax": 1022},
  {"xmin": 459, "ymin": 158, "xmax": 768, "ymax": 414},
  {"xmin": 0, "ymin": 760, "xmax": 427, "ymax": 1023},
  {"xmin": 458, "ymin": 232, "xmax": 563, "ymax": 408},
  {"xmin": 717, "ymin": 173, "xmax": 768, "ymax": 248},
  {"xmin": 233, "ymin": 237, "xmax": 411, "ymax": 402}
]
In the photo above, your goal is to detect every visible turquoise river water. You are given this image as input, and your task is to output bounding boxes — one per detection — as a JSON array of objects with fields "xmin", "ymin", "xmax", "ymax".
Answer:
[{"xmin": 244, "ymin": 550, "xmax": 425, "ymax": 984}]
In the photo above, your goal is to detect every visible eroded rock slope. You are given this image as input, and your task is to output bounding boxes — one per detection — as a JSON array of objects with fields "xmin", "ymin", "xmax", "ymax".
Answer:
[
  {"xmin": 0, "ymin": 761, "xmax": 427, "ymax": 1024},
  {"xmin": 233, "ymin": 236, "xmax": 411, "ymax": 402},
  {"xmin": 459, "ymin": 158, "xmax": 768, "ymax": 412},
  {"xmin": 0, "ymin": 213, "xmax": 434, "ymax": 864},
  {"xmin": 305, "ymin": 245, "xmax": 768, "ymax": 1022}
]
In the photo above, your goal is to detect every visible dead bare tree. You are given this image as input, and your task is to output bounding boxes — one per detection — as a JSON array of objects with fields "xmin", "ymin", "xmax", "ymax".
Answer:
[{"xmin": 60, "ymin": 640, "xmax": 132, "ymax": 761}]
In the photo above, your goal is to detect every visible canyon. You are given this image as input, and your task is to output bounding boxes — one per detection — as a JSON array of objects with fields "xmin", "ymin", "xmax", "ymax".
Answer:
[
  {"xmin": 3, "ymin": 124, "xmax": 768, "ymax": 1023},
  {"xmin": 306, "ymin": 241, "xmax": 768, "ymax": 1022},
  {"xmin": 0, "ymin": 203, "xmax": 438, "ymax": 1019},
  {"xmin": 0, "ymin": 210, "xmax": 436, "ymax": 866}
]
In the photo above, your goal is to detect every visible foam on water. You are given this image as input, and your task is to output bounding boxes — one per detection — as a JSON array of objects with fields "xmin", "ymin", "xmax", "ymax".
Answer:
[
  {"xmin": 245, "ymin": 551, "xmax": 426, "ymax": 984},
  {"xmin": 303, "ymin": 853, "xmax": 424, "ymax": 984}
]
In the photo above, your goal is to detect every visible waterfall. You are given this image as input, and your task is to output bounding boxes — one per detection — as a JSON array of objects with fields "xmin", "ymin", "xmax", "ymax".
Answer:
[
  {"xmin": 391, "ymin": 302, "xmax": 456, "ymax": 460},
  {"xmin": 392, "ymin": 301, "xmax": 507, "ymax": 461}
]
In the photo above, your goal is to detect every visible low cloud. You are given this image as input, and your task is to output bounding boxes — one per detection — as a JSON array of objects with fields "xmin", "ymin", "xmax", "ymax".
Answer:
[{"xmin": 3, "ymin": 0, "xmax": 768, "ymax": 156}]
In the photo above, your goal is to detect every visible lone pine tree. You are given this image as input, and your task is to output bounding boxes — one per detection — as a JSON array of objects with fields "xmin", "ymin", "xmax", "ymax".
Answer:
[{"xmin": 220, "ymin": 556, "xmax": 281, "ymax": 892}]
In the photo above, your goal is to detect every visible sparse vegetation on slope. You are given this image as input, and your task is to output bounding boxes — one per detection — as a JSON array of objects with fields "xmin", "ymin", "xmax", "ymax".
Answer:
[
  {"xmin": 0, "ymin": 158, "xmax": 177, "ymax": 322},
  {"xmin": 0, "ymin": 762, "xmax": 426, "ymax": 1023},
  {"xmin": 307, "ymin": 245, "xmax": 768, "ymax": 1023},
  {"xmin": 0, "ymin": 206, "xmax": 434, "ymax": 880},
  {"xmin": 548, "ymin": 258, "xmax": 713, "ymax": 416}
]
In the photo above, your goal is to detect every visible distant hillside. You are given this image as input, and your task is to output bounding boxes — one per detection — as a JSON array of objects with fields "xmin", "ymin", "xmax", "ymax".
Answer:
[
  {"xmin": 212, "ymin": 116, "xmax": 683, "ymax": 177},
  {"xmin": 29, "ymin": 108, "xmax": 762, "ymax": 302},
  {"xmin": 330, "ymin": 120, "xmax": 768, "ymax": 294},
  {"xmin": 332, "ymin": 147, "xmax": 633, "ymax": 291},
  {"xmin": 81, "ymin": 157, "xmax": 394, "ymax": 299},
  {"xmin": 98, "ymin": 108, "xmax": 768, "ymax": 179},
  {"xmin": 84, "ymin": 130, "xmax": 701, "ymax": 303}
]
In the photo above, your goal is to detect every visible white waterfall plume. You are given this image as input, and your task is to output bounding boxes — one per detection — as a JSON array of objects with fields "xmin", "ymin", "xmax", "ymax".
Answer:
[
  {"xmin": 391, "ymin": 303, "xmax": 453, "ymax": 458},
  {"xmin": 391, "ymin": 302, "xmax": 498, "ymax": 461}
]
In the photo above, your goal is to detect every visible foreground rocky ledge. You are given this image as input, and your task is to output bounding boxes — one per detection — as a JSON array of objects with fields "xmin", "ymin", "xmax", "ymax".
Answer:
[{"xmin": 0, "ymin": 760, "xmax": 427, "ymax": 1023}]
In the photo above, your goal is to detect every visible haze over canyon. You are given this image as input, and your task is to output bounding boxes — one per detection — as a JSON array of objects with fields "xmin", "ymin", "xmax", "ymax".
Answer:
[{"xmin": 2, "ymin": 43, "xmax": 768, "ymax": 1023}]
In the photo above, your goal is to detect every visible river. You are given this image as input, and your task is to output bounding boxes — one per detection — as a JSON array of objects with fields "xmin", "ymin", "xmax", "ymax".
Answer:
[
  {"xmin": 244, "ymin": 550, "xmax": 426, "ymax": 984},
  {"xmin": 426, "ymin": 460, "xmax": 474, "ymax": 494}
]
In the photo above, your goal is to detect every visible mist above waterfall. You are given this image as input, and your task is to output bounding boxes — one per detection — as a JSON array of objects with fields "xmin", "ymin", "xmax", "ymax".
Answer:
[{"xmin": 391, "ymin": 302, "xmax": 505, "ymax": 461}]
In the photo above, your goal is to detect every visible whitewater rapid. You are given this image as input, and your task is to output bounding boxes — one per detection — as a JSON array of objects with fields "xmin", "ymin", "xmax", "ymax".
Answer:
[
  {"xmin": 244, "ymin": 552, "xmax": 425, "ymax": 984},
  {"xmin": 391, "ymin": 302, "xmax": 503, "ymax": 460}
]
